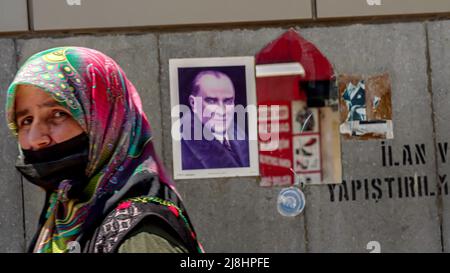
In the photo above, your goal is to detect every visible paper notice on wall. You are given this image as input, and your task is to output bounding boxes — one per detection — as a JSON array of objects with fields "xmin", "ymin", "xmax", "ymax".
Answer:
[
  {"xmin": 320, "ymin": 107, "xmax": 342, "ymax": 184},
  {"xmin": 258, "ymin": 100, "xmax": 342, "ymax": 186},
  {"xmin": 339, "ymin": 73, "xmax": 394, "ymax": 140},
  {"xmin": 256, "ymin": 29, "xmax": 342, "ymax": 186},
  {"xmin": 291, "ymin": 101, "xmax": 322, "ymax": 183}
]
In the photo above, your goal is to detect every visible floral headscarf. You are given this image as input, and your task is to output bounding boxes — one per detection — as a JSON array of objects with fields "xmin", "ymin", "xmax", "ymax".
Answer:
[{"xmin": 6, "ymin": 47, "xmax": 178, "ymax": 253}]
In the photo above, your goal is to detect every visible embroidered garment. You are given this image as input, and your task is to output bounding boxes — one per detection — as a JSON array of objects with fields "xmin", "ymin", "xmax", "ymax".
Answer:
[
  {"xmin": 5, "ymin": 47, "xmax": 198, "ymax": 253},
  {"xmin": 91, "ymin": 196, "xmax": 201, "ymax": 253}
]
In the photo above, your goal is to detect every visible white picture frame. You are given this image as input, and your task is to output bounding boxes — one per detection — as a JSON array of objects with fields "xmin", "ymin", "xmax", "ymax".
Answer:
[{"xmin": 169, "ymin": 56, "xmax": 259, "ymax": 179}]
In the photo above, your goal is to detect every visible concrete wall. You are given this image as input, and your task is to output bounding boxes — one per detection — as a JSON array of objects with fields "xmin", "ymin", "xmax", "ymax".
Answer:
[{"xmin": 0, "ymin": 19, "xmax": 449, "ymax": 252}]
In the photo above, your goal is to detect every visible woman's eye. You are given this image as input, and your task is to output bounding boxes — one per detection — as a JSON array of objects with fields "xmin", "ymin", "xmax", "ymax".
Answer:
[
  {"xmin": 20, "ymin": 117, "xmax": 32, "ymax": 126},
  {"xmin": 53, "ymin": 111, "xmax": 68, "ymax": 118}
]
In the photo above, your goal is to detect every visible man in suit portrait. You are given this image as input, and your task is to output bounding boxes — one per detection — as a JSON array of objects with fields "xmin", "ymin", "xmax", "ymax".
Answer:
[{"xmin": 180, "ymin": 70, "xmax": 250, "ymax": 170}]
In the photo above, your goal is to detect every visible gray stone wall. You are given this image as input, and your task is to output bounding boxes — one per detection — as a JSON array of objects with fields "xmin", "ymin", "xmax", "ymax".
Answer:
[{"xmin": 0, "ymin": 20, "xmax": 448, "ymax": 252}]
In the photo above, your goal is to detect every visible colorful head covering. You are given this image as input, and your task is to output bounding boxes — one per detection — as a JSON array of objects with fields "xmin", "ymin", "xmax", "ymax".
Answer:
[{"xmin": 5, "ymin": 47, "xmax": 179, "ymax": 253}]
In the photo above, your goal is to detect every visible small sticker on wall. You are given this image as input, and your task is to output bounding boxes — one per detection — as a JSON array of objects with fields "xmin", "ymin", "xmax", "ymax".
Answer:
[
  {"xmin": 292, "ymin": 100, "xmax": 318, "ymax": 134},
  {"xmin": 339, "ymin": 73, "xmax": 394, "ymax": 140},
  {"xmin": 293, "ymin": 135, "xmax": 321, "ymax": 172}
]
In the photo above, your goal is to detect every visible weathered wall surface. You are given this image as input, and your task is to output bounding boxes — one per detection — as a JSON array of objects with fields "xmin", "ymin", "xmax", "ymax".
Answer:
[
  {"xmin": 0, "ymin": 19, "xmax": 448, "ymax": 252},
  {"xmin": 428, "ymin": 20, "xmax": 450, "ymax": 252},
  {"xmin": 0, "ymin": 39, "xmax": 25, "ymax": 253},
  {"xmin": 299, "ymin": 23, "xmax": 441, "ymax": 252}
]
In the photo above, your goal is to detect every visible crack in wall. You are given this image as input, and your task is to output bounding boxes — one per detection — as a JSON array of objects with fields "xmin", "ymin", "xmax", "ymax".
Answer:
[{"xmin": 424, "ymin": 21, "xmax": 445, "ymax": 253}]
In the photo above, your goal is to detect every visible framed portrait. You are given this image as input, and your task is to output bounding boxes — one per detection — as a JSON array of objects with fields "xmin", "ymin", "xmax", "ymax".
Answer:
[{"xmin": 169, "ymin": 57, "xmax": 259, "ymax": 179}]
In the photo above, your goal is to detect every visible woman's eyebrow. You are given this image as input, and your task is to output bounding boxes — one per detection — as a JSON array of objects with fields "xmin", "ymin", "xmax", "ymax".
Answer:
[
  {"xmin": 15, "ymin": 100, "xmax": 62, "ymax": 119},
  {"xmin": 15, "ymin": 109, "xmax": 29, "ymax": 120},
  {"xmin": 38, "ymin": 100, "xmax": 61, "ymax": 108}
]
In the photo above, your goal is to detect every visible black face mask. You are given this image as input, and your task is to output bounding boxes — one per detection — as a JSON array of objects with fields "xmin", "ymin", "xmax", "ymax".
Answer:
[{"xmin": 15, "ymin": 133, "xmax": 90, "ymax": 193}]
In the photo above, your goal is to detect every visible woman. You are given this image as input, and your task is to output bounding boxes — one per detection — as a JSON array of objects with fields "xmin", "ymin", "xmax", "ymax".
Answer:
[{"xmin": 5, "ymin": 46, "xmax": 203, "ymax": 253}]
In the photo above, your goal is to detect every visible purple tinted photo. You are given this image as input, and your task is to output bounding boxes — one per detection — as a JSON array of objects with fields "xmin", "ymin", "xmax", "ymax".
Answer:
[{"xmin": 177, "ymin": 66, "xmax": 250, "ymax": 170}]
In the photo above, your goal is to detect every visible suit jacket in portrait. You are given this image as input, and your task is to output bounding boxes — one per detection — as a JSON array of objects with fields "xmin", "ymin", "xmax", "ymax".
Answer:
[{"xmin": 180, "ymin": 113, "xmax": 249, "ymax": 170}]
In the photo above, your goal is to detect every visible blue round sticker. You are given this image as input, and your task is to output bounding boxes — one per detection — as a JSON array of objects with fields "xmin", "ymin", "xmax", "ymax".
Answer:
[{"xmin": 277, "ymin": 187, "xmax": 305, "ymax": 217}]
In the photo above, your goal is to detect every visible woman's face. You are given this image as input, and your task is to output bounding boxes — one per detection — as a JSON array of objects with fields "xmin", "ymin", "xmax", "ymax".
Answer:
[{"xmin": 14, "ymin": 85, "xmax": 84, "ymax": 151}]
